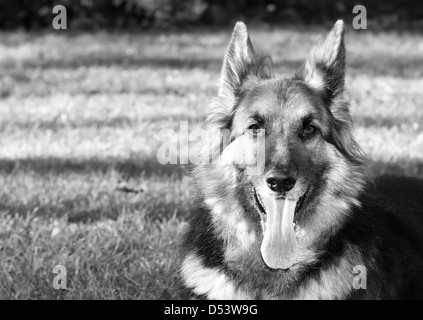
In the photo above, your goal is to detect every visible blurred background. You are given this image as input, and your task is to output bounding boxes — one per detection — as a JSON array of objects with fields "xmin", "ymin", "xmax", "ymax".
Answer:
[
  {"xmin": 1, "ymin": 0, "xmax": 423, "ymax": 29},
  {"xmin": 0, "ymin": 0, "xmax": 422, "ymax": 299}
]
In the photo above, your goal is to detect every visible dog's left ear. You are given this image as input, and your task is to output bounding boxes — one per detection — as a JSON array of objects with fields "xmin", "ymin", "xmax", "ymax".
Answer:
[
  {"xmin": 219, "ymin": 22, "xmax": 254, "ymax": 101},
  {"xmin": 218, "ymin": 22, "xmax": 271, "ymax": 105},
  {"xmin": 303, "ymin": 20, "xmax": 345, "ymax": 106}
]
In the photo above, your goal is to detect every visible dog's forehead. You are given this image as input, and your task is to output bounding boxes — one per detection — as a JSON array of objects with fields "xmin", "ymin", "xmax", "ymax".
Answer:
[{"xmin": 239, "ymin": 78, "xmax": 317, "ymax": 118}]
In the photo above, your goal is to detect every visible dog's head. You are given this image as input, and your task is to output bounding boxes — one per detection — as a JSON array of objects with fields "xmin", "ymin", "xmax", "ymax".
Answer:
[{"xmin": 202, "ymin": 21, "xmax": 366, "ymax": 270}]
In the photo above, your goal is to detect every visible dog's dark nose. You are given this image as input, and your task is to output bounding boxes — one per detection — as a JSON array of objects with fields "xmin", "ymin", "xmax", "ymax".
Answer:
[{"xmin": 266, "ymin": 173, "xmax": 296, "ymax": 193}]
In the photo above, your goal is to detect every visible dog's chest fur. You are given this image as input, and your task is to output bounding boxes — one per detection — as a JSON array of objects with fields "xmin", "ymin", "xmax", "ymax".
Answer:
[
  {"xmin": 181, "ymin": 249, "xmax": 361, "ymax": 300},
  {"xmin": 180, "ymin": 195, "xmax": 370, "ymax": 300}
]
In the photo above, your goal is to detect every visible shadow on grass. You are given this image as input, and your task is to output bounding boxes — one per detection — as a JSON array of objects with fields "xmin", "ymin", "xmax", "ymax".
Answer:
[
  {"xmin": 0, "ymin": 155, "xmax": 192, "ymax": 223},
  {"xmin": 5, "ymin": 55, "xmax": 423, "ymax": 79},
  {"xmin": 353, "ymin": 115, "xmax": 423, "ymax": 129},
  {"xmin": 0, "ymin": 201, "xmax": 115, "ymax": 223},
  {"xmin": 0, "ymin": 156, "xmax": 186, "ymax": 178},
  {"xmin": 1, "ymin": 113, "xmax": 205, "ymax": 132},
  {"xmin": 1, "ymin": 155, "xmax": 421, "ymax": 178},
  {"xmin": 1, "ymin": 116, "xmax": 135, "ymax": 132},
  {"xmin": 0, "ymin": 195, "xmax": 192, "ymax": 224}
]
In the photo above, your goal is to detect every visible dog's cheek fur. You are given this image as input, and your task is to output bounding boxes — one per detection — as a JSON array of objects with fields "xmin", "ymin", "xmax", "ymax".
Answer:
[
  {"xmin": 295, "ymin": 139, "xmax": 366, "ymax": 251},
  {"xmin": 323, "ymin": 101, "xmax": 367, "ymax": 166},
  {"xmin": 194, "ymin": 135, "xmax": 261, "ymax": 255}
]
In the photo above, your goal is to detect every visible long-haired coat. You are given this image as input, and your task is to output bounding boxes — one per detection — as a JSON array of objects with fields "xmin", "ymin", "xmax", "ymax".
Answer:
[{"xmin": 180, "ymin": 21, "xmax": 423, "ymax": 300}]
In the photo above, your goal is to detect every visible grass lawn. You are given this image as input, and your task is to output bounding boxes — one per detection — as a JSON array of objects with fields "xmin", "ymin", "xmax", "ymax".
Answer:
[{"xmin": 0, "ymin": 26, "xmax": 422, "ymax": 299}]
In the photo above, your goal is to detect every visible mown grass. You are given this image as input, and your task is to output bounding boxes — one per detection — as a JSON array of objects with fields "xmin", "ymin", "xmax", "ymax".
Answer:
[{"xmin": 0, "ymin": 26, "xmax": 422, "ymax": 299}]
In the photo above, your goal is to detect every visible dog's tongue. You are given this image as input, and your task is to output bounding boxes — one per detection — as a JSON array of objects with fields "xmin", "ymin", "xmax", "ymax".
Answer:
[{"xmin": 260, "ymin": 197, "xmax": 299, "ymax": 270}]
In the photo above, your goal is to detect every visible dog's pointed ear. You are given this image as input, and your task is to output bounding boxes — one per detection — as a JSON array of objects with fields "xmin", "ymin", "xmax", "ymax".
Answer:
[
  {"xmin": 218, "ymin": 22, "xmax": 265, "ymax": 102},
  {"xmin": 303, "ymin": 20, "xmax": 345, "ymax": 105}
]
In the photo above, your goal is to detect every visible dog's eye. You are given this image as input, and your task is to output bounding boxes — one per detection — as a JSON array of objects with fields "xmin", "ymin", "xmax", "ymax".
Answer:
[
  {"xmin": 247, "ymin": 124, "xmax": 261, "ymax": 133},
  {"xmin": 303, "ymin": 124, "xmax": 317, "ymax": 136}
]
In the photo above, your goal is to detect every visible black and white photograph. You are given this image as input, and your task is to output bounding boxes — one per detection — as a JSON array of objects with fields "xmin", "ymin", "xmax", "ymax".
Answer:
[{"xmin": 0, "ymin": 0, "xmax": 422, "ymax": 301}]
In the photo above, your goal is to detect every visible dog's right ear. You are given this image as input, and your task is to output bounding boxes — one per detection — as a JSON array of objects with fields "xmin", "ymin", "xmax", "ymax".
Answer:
[
  {"xmin": 218, "ymin": 22, "xmax": 269, "ymax": 105},
  {"xmin": 303, "ymin": 20, "xmax": 345, "ymax": 106}
]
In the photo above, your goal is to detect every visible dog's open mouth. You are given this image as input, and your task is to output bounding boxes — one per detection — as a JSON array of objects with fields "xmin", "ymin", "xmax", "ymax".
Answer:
[
  {"xmin": 251, "ymin": 186, "xmax": 309, "ymax": 270},
  {"xmin": 252, "ymin": 187, "xmax": 308, "ymax": 228},
  {"xmin": 252, "ymin": 187, "xmax": 268, "ymax": 225}
]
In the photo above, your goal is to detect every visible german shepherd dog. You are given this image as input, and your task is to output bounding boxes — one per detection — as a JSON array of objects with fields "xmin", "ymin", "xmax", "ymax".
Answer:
[{"xmin": 180, "ymin": 21, "xmax": 423, "ymax": 299}]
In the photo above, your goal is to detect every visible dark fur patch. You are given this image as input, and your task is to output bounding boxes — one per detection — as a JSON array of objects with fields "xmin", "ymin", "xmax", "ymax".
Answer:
[{"xmin": 182, "ymin": 203, "xmax": 225, "ymax": 269}]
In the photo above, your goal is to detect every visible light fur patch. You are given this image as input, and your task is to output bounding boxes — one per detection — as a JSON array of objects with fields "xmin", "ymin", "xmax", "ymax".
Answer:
[
  {"xmin": 235, "ymin": 219, "xmax": 256, "ymax": 251},
  {"xmin": 304, "ymin": 61, "xmax": 325, "ymax": 91},
  {"xmin": 205, "ymin": 196, "xmax": 256, "ymax": 261},
  {"xmin": 205, "ymin": 165, "xmax": 256, "ymax": 255},
  {"xmin": 181, "ymin": 253, "xmax": 252, "ymax": 299}
]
